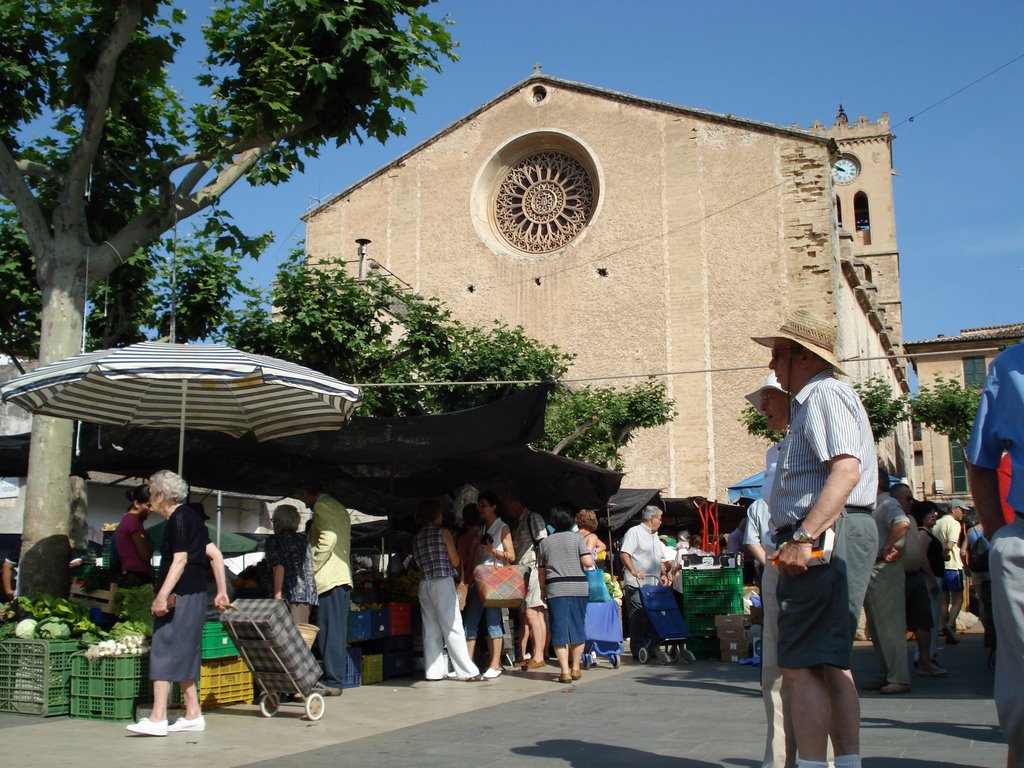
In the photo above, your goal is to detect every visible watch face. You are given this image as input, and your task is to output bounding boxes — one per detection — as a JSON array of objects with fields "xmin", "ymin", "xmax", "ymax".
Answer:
[{"xmin": 832, "ymin": 156, "xmax": 859, "ymax": 184}]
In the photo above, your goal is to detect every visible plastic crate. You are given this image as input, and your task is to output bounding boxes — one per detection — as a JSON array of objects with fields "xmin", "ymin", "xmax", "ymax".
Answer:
[
  {"xmin": 386, "ymin": 603, "xmax": 413, "ymax": 636},
  {"xmin": 361, "ymin": 653, "xmax": 383, "ymax": 685},
  {"xmin": 198, "ymin": 656, "xmax": 253, "ymax": 707},
  {"xmin": 348, "ymin": 611, "xmax": 372, "ymax": 642},
  {"xmin": 369, "ymin": 609, "xmax": 387, "ymax": 639},
  {"xmin": 681, "ymin": 591, "xmax": 743, "ymax": 616},
  {"xmin": 679, "ymin": 568, "xmax": 743, "ymax": 592},
  {"xmin": 70, "ymin": 653, "xmax": 148, "ymax": 699},
  {"xmin": 201, "ymin": 621, "xmax": 239, "ymax": 659},
  {"xmin": 343, "ymin": 646, "xmax": 362, "ymax": 689},
  {"xmin": 680, "ymin": 613, "xmax": 718, "ymax": 636},
  {"xmin": 382, "ymin": 651, "xmax": 414, "ymax": 680},
  {"xmin": 684, "ymin": 635, "xmax": 721, "ymax": 660},
  {"xmin": 0, "ymin": 639, "xmax": 80, "ymax": 716}
]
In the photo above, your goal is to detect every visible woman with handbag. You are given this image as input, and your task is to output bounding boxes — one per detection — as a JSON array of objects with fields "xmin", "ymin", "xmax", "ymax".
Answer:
[
  {"xmin": 538, "ymin": 505, "xmax": 595, "ymax": 683},
  {"xmin": 412, "ymin": 499, "xmax": 480, "ymax": 682},
  {"xmin": 464, "ymin": 490, "xmax": 515, "ymax": 680},
  {"xmin": 575, "ymin": 508, "xmax": 607, "ymax": 560}
]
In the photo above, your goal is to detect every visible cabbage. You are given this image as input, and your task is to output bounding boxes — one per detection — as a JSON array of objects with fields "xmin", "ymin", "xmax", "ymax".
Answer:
[
  {"xmin": 15, "ymin": 619, "xmax": 37, "ymax": 638},
  {"xmin": 37, "ymin": 619, "xmax": 71, "ymax": 639}
]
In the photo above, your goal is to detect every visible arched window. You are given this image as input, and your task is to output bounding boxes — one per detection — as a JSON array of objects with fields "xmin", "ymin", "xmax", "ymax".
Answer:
[
  {"xmin": 836, "ymin": 197, "xmax": 844, "ymax": 228},
  {"xmin": 854, "ymin": 192, "xmax": 870, "ymax": 231}
]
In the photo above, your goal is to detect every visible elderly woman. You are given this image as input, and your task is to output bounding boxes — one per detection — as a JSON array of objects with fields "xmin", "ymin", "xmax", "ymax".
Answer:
[
  {"xmin": 575, "ymin": 508, "xmax": 607, "ymax": 560},
  {"xmin": 412, "ymin": 499, "xmax": 480, "ymax": 681},
  {"xmin": 126, "ymin": 470, "xmax": 229, "ymax": 737},
  {"xmin": 538, "ymin": 505, "xmax": 594, "ymax": 683},
  {"xmin": 265, "ymin": 504, "xmax": 318, "ymax": 625}
]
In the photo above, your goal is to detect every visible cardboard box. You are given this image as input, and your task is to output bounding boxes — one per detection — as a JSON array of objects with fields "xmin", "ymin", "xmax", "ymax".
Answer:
[
  {"xmin": 715, "ymin": 613, "xmax": 750, "ymax": 630},
  {"xmin": 717, "ymin": 626, "xmax": 750, "ymax": 642},
  {"xmin": 748, "ymin": 606, "xmax": 764, "ymax": 626},
  {"xmin": 719, "ymin": 638, "xmax": 751, "ymax": 653}
]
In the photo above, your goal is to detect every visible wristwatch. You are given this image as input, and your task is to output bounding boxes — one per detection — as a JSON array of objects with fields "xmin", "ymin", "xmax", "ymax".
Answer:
[{"xmin": 792, "ymin": 527, "xmax": 815, "ymax": 545}]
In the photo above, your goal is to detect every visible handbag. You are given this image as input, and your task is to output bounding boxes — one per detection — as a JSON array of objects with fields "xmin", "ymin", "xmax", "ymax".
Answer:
[
  {"xmin": 587, "ymin": 569, "xmax": 611, "ymax": 603},
  {"xmin": 473, "ymin": 564, "xmax": 530, "ymax": 607}
]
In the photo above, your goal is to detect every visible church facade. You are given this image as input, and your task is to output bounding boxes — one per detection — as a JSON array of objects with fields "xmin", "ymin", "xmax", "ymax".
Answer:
[{"xmin": 304, "ymin": 74, "xmax": 911, "ymax": 500}]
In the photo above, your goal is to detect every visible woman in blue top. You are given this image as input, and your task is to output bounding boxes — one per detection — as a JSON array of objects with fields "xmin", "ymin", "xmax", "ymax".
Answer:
[{"xmin": 538, "ymin": 505, "xmax": 594, "ymax": 683}]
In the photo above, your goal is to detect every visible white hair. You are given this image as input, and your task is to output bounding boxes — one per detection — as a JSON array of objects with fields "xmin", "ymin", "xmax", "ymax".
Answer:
[
  {"xmin": 148, "ymin": 470, "xmax": 188, "ymax": 504},
  {"xmin": 272, "ymin": 504, "xmax": 301, "ymax": 532},
  {"xmin": 641, "ymin": 505, "xmax": 662, "ymax": 522}
]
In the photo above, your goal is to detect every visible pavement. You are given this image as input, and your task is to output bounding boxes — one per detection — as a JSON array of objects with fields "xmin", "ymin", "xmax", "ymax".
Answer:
[{"xmin": 0, "ymin": 630, "xmax": 1006, "ymax": 767}]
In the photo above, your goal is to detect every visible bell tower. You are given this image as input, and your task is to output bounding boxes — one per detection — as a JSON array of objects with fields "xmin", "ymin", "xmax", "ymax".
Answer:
[{"xmin": 810, "ymin": 108, "xmax": 902, "ymax": 342}]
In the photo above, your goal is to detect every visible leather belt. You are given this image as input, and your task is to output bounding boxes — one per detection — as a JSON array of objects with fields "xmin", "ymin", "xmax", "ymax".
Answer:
[{"xmin": 845, "ymin": 506, "xmax": 873, "ymax": 514}]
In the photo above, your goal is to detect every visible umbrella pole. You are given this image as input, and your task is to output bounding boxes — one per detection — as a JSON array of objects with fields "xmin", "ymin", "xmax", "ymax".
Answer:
[{"xmin": 177, "ymin": 380, "xmax": 187, "ymax": 475}]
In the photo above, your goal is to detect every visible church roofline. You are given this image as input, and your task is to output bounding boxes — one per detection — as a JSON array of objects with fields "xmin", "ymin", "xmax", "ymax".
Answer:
[{"xmin": 303, "ymin": 74, "xmax": 833, "ymax": 220}]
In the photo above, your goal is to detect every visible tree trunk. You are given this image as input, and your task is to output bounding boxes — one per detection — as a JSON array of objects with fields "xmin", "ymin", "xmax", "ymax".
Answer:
[{"xmin": 18, "ymin": 258, "xmax": 87, "ymax": 598}]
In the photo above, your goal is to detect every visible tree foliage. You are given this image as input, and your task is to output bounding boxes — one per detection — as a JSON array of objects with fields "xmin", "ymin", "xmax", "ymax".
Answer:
[
  {"xmin": 537, "ymin": 379, "xmax": 676, "ymax": 470},
  {"xmin": 912, "ymin": 376, "xmax": 982, "ymax": 448},
  {"xmin": 852, "ymin": 375, "xmax": 910, "ymax": 442},
  {"xmin": 0, "ymin": 0, "xmax": 456, "ymax": 598},
  {"xmin": 224, "ymin": 251, "xmax": 675, "ymax": 468},
  {"xmin": 739, "ymin": 404, "xmax": 786, "ymax": 445}
]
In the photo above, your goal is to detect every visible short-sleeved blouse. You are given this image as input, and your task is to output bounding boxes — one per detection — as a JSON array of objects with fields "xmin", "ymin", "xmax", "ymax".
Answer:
[
  {"xmin": 157, "ymin": 503, "xmax": 210, "ymax": 596},
  {"xmin": 537, "ymin": 531, "xmax": 589, "ymax": 599},
  {"xmin": 265, "ymin": 530, "xmax": 319, "ymax": 605}
]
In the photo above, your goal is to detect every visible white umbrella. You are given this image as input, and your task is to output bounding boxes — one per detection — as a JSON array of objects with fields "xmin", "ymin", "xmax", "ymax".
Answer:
[{"xmin": 1, "ymin": 341, "xmax": 362, "ymax": 473}]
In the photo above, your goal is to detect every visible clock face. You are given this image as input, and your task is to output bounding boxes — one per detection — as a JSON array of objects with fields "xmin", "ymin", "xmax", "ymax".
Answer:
[{"xmin": 832, "ymin": 156, "xmax": 859, "ymax": 184}]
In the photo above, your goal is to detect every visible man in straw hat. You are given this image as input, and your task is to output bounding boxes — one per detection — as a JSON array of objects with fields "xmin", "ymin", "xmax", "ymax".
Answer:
[{"xmin": 752, "ymin": 309, "xmax": 878, "ymax": 768}]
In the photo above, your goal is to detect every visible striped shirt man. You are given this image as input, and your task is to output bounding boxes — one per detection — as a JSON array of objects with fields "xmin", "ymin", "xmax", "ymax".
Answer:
[{"xmin": 769, "ymin": 371, "xmax": 878, "ymax": 530}]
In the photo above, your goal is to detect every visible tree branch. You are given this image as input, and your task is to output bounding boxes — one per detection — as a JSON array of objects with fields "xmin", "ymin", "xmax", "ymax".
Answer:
[
  {"xmin": 0, "ymin": 138, "xmax": 52, "ymax": 257},
  {"xmin": 16, "ymin": 159, "xmax": 57, "ymax": 181},
  {"xmin": 552, "ymin": 415, "xmax": 600, "ymax": 455},
  {"xmin": 58, "ymin": 0, "xmax": 142, "ymax": 230}
]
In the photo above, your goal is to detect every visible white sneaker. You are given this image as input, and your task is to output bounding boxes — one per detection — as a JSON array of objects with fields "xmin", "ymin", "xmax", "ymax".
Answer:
[
  {"xmin": 167, "ymin": 715, "xmax": 206, "ymax": 733},
  {"xmin": 481, "ymin": 667, "xmax": 502, "ymax": 680},
  {"xmin": 126, "ymin": 717, "xmax": 168, "ymax": 736}
]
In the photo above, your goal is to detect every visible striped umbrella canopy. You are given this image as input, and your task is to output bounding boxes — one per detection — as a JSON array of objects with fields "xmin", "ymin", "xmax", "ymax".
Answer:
[{"xmin": 1, "ymin": 342, "xmax": 362, "ymax": 473}]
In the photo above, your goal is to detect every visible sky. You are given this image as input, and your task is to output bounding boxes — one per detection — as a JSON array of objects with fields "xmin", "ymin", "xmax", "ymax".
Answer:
[{"xmin": 183, "ymin": 0, "xmax": 1024, "ymax": 346}]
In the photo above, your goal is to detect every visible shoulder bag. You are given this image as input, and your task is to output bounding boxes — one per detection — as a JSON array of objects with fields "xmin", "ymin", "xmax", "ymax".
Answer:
[{"xmin": 473, "ymin": 563, "xmax": 530, "ymax": 607}]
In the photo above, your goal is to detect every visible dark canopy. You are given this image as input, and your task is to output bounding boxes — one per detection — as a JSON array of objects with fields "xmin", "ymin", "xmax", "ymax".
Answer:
[{"xmin": 2, "ymin": 385, "xmax": 622, "ymax": 519}]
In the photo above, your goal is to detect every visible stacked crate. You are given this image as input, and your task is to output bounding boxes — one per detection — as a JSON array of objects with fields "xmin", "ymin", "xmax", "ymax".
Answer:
[
  {"xmin": 0, "ymin": 639, "xmax": 80, "ymax": 717},
  {"xmin": 199, "ymin": 621, "xmax": 252, "ymax": 707},
  {"xmin": 676, "ymin": 568, "xmax": 743, "ymax": 660},
  {"xmin": 70, "ymin": 653, "xmax": 148, "ymax": 722}
]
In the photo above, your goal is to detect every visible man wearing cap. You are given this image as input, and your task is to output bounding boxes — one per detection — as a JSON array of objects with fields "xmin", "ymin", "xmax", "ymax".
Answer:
[
  {"xmin": 933, "ymin": 500, "xmax": 968, "ymax": 644},
  {"xmin": 966, "ymin": 341, "xmax": 1024, "ymax": 767},
  {"xmin": 753, "ymin": 309, "xmax": 878, "ymax": 768},
  {"xmin": 742, "ymin": 372, "xmax": 799, "ymax": 768}
]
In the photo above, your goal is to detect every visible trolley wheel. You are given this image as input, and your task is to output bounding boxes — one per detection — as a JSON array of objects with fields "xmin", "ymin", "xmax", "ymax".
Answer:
[
  {"xmin": 666, "ymin": 645, "xmax": 680, "ymax": 663},
  {"xmin": 582, "ymin": 654, "xmax": 592, "ymax": 670},
  {"xmin": 258, "ymin": 692, "xmax": 280, "ymax": 718},
  {"xmin": 637, "ymin": 646, "xmax": 650, "ymax": 664},
  {"xmin": 304, "ymin": 692, "xmax": 325, "ymax": 721},
  {"xmin": 680, "ymin": 647, "xmax": 696, "ymax": 664},
  {"xmin": 610, "ymin": 654, "xmax": 620, "ymax": 669}
]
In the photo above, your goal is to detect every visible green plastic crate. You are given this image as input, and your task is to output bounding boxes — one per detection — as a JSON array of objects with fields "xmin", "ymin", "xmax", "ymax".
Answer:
[
  {"xmin": 681, "ymin": 613, "xmax": 718, "ymax": 636},
  {"xmin": 0, "ymin": 639, "xmax": 80, "ymax": 716},
  {"xmin": 682, "ymin": 591, "xmax": 743, "ymax": 616},
  {"xmin": 70, "ymin": 653, "xmax": 148, "ymax": 699},
  {"xmin": 684, "ymin": 635, "xmax": 720, "ymax": 660},
  {"xmin": 201, "ymin": 621, "xmax": 238, "ymax": 659},
  {"xmin": 679, "ymin": 568, "xmax": 743, "ymax": 592},
  {"xmin": 70, "ymin": 692, "xmax": 139, "ymax": 722}
]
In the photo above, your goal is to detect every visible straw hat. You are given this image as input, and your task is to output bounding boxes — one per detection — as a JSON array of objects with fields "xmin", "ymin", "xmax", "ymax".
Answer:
[
  {"xmin": 752, "ymin": 309, "xmax": 845, "ymax": 375},
  {"xmin": 744, "ymin": 371, "xmax": 788, "ymax": 410}
]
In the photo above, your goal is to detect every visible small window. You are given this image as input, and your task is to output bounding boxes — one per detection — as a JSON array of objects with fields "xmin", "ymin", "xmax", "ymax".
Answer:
[
  {"xmin": 950, "ymin": 443, "xmax": 968, "ymax": 494},
  {"xmin": 836, "ymin": 197, "xmax": 843, "ymax": 228},
  {"xmin": 963, "ymin": 356, "xmax": 987, "ymax": 388},
  {"xmin": 854, "ymin": 192, "xmax": 870, "ymax": 231}
]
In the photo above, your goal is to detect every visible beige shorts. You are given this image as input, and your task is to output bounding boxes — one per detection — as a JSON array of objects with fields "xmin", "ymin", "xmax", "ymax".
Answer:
[{"xmin": 520, "ymin": 551, "xmax": 546, "ymax": 610}]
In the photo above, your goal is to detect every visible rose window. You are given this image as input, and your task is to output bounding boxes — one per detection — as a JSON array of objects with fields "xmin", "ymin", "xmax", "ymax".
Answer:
[{"xmin": 494, "ymin": 151, "xmax": 595, "ymax": 253}]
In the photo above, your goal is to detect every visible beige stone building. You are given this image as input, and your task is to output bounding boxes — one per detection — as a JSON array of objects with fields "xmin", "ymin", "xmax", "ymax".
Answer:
[
  {"xmin": 304, "ymin": 74, "xmax": 911, "ymax": 500},
  {"xmin": 904, "ymin": 323, "xmax": 1024, "ymax": 502}
]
